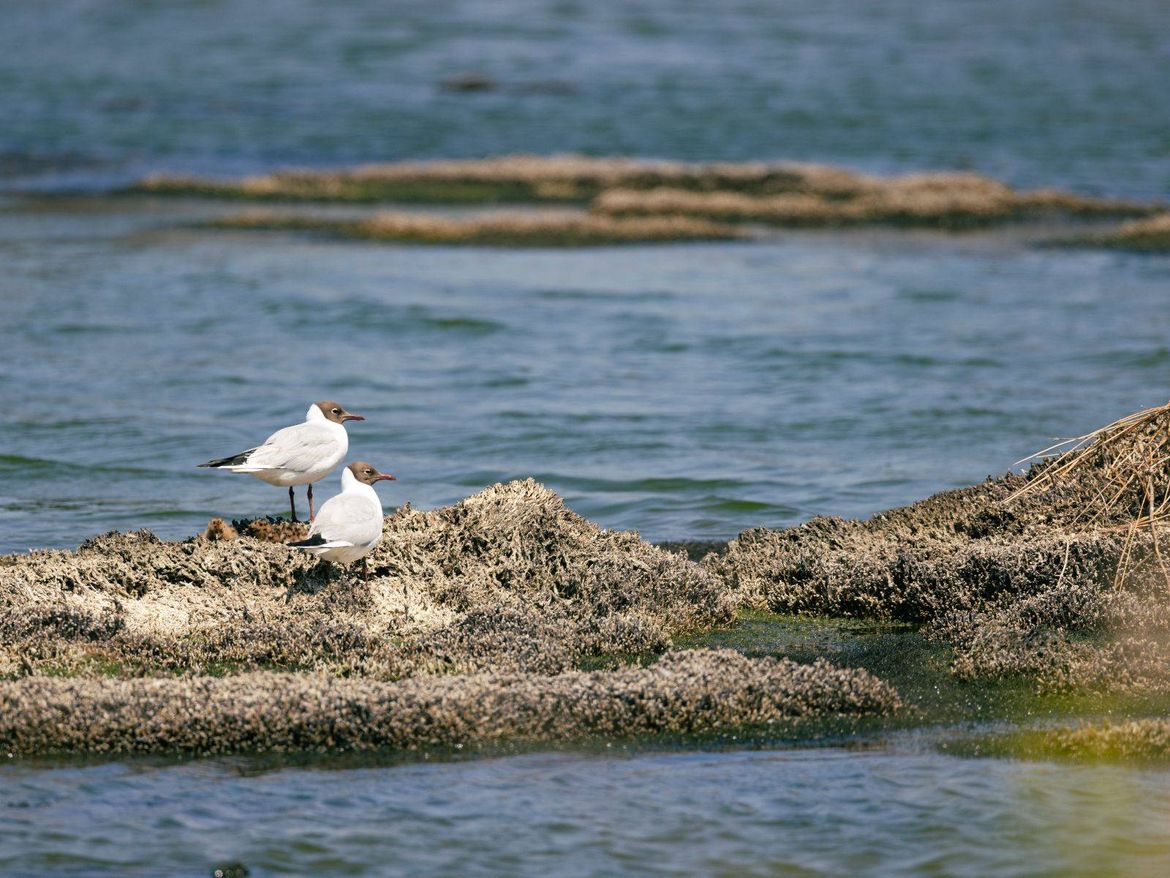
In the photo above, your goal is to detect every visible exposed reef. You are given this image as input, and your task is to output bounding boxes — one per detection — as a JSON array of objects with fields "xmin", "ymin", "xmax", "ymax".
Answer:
[
  {"xmin": 0, "ymin": 650, "xmax": 897, "ymax": 757},
  {"xmin": 205, "ymin": 209, "xmax": 746, "ymax": 246},
  {"xmin": 0, "ymin": 480, "xmax": 732, "ymax": 680},
  {"xmin": 1057, "ymin": 212, "xmax": 1170, "ymax": 252},
  {"xmin": 593, "ymin": 178, "xmax": 1149, "ymax": 228},
  {"xmin": 0, "ymin": 480, "xmax": 897, "ymax": 756},
  {"xmin": 132, "ymin": 155, "xmax": 898, "ymax": 203},
  {"xmin": 5, "ymin": 406, "xmax": 1170, "ymax": 758},
  {"xmin": 707, "ymin": 405, "xmax": 1170, "ymax": 695},
  {"xmin": 133, "ymin": 155, "xmax": 1156, "ymax": 236}
]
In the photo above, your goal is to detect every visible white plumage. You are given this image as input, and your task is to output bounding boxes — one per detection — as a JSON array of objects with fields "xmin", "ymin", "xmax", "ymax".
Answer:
[
  {"xmin": 199, "ymin": 400, "xmax": 364, "ymax": 521},
  {"xmin": 290, "ymin": 461, "xmax": 396, "ymax": 581},
  {"xmin": 216, "ymin": 407, "xmax": 349, "ymax": 487}
]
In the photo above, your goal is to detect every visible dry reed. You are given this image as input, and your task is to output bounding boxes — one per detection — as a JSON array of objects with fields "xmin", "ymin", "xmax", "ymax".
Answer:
[{"xmin": 1008, "ymin": 401, "xmax": 1170, "ymax": 588}]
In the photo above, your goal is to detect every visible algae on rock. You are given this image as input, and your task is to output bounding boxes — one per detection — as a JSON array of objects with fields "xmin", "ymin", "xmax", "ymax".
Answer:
[
  {"xmin": 706, "ymin": 407, "xmax": 1170, "ymax": 695},
  {"xmin": 0, "ymin": 649, "xmax": 899, "ymax": 757},
  {"xmin": 0, "ymin": 479, "xmax": 903, "ymax": 756},
  {"xmin": 0, "ymin": 479, "xmax": 733, "ymax": 680}
]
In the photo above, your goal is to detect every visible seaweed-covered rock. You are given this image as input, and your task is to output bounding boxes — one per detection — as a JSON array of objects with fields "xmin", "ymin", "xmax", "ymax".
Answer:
[
  {"xmin": 707, "ymin": 407, "xmax": 1170, "ymax": 692},
  {"xmin": 0, "ymin": 649, "xmax": 900, "ymax": 757},
  {"xmin": 0, "ymin": 480, "xmax": 732, "ymax": 680}
]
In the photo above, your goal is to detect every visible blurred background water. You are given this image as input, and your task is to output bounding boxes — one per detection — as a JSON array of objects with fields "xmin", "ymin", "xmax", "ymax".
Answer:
[
  {"xmin": 2, "ymin": 1, "xmax": 1170, "ymax": 874},
  {"xmin": 2, "ymin": 0, "xmax": 1169, "ymax": 196}
]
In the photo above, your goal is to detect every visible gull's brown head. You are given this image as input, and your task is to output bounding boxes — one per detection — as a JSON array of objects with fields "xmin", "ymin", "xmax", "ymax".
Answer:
[
  {"xmin": 317, "ymin": 400, "xmax": 365, "ymax": 424},
  {"xmin": 348, "ymin": 461, "xmax": 396, "ymax": 485}
]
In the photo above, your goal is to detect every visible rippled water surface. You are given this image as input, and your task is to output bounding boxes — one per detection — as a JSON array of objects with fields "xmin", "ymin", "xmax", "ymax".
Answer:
[
  {"xmin": 2, "ymin": 201, "xmax": 1169, "ymax": 552},
  {"xmin": 3, "ymin": 1, "xmax": 1170, "ymax": 874},
  {"xmin": 3, "ymin": 747, "xmax": 1170, "ymax": 878},
  {"xmin": 2, "ymin": 0, "xmax": 1169, "ymax": 552}
]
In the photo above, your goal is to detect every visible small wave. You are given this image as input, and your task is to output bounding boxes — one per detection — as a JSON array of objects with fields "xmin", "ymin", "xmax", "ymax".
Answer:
[
  {"xmin": 418, "ymin": 315, "xmax": 506, "ymax": 335},
  {"xmin": 0, "ymin": 454, "xmax": 58, "ymax": 473},
  {"xmin": 0, "ymin": 150, "xmax": 105, "ymax": 179},
  {"xmin": 898, "ymin": 288, "xmax": 960, "ymax": 303}
]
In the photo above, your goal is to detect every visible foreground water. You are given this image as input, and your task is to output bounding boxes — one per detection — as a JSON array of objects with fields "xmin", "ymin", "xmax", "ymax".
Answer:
[{"xmin": 2, "ymin": 747, "xmax": 1169, "ymax": 878}]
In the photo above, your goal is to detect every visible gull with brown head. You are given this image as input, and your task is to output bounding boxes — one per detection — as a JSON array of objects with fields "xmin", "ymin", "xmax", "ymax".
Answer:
[
  {"xmin": 288, "ymin": 461, "xmax": 397, "ymax": 583},
  {"xmin": 198, "ymin": 400, "xmax": 365, "ymax": 521}
]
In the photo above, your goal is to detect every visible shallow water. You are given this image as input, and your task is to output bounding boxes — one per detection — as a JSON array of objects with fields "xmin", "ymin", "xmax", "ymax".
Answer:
[
  {"xmin": 2, "ymin": 747, "xmax": 1170, "ymax": 878},
  {"xmin": 4, "ymin": 2, "xmax": 1170, "ymax": 874},
  {"xmin": 2, "ymin": 199, "xmax": 1169, "ymax": 552}
]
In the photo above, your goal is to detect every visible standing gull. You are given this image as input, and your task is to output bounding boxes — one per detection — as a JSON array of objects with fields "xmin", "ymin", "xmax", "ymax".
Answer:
[
  {"xmin": 288, "ymin": 461, "xmax": 396, "ymax": 583},
  {"xmin": 198, "ymin": 400, "xmax": 365, "ymax": 522}
]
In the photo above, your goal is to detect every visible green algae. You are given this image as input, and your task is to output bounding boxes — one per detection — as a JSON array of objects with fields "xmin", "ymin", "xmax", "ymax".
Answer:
[
  {"xmin": 955, "ymin": 718, "xmax": 1170, "ymax": 762},
  {"xmin": 680, "ymin": 609, "xmax": 1170, "ymax": 754}
]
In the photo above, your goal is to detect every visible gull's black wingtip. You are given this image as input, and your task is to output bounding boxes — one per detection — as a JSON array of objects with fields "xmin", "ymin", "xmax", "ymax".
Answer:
[
  {"xmin": 288, "ymin": 534, "xmax": 327, "ymax": 548},
  {"xmin": 198, "ymin": 450, "xmax": 253, "ymax": 468}
]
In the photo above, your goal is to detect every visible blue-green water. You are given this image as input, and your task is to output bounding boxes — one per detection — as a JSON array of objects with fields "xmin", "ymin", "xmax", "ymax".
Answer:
[
  {"xmin": 3, "ymin": 0, "xmax": 1169, "ymax": 197},
  {"xmin": 3, "ymin": 747, "xmax": 1170, "ymax": 878},
  {"xmin": 2, "ymin": 203, "xmax": 1169, "ymax": 552},
  {"xmin": 3, "ymin": 1, "xmax": 1170, "ymax": 874}
]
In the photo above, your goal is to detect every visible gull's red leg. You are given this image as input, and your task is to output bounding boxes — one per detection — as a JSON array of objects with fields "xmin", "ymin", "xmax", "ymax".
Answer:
[{"xmin": 288, "ymin": 486, "xmax": 298, "ymax": 522}]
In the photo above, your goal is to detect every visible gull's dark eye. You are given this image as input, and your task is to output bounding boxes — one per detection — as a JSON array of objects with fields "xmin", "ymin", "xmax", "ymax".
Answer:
[{"xmin": 332, "ymin": 408, "xmax": 341, "ymax": 414}]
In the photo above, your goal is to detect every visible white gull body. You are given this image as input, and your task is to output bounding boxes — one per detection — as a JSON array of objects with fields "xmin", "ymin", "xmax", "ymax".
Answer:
[
  {"xmin": 210, "ymin": 404, "xmax": 350, "ymax": 487},
  {"xmin": 199, "ymin": 400, "xmax": 365, "ymax": 521},
  {"xmin": 292, "ymin": 464, "xmax": 388, "ymax": 566}
]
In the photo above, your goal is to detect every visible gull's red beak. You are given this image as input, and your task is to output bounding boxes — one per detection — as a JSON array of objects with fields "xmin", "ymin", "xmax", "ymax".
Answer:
[
  {"xmin": 342, "ymin": 412, "xmax": 366, "ymax": 422},
  {"xmin": 374, "ymin": 472, "xmax": 397, "ymax": 482}
]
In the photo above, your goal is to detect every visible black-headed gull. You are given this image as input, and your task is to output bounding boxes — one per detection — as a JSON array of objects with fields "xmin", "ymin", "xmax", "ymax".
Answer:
[
  {"xmin": 199, "ymin": 400, "xmax": 365, "ymax": 522},
  {"xmin": 288, "ymin": 461, "xmax": 396, "ymax": 582}
]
